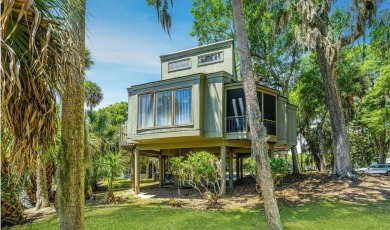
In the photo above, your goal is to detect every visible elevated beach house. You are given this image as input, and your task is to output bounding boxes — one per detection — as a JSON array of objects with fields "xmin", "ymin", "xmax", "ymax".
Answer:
[{"xmin": 120, "ymin": 40, "xmax": 297, "ymax": 195}]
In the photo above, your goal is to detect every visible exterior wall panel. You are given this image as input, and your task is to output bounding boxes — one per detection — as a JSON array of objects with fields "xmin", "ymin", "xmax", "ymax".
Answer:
[
  {"xmin": 203, "ymin": 76, "xmax": 224, "ymax": 138},
  {"xmin": 161, "ymin": 40, "xmax": 235, "ymax": 81},
  {"xmin": 277, "ymin": 96, "xmax": 288, "ymax": 144}
]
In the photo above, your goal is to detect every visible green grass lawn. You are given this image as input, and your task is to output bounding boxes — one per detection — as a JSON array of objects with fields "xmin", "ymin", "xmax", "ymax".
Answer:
[{"xmin": 7, "ymin": 199, "xmax": 390, "ymax": 230}]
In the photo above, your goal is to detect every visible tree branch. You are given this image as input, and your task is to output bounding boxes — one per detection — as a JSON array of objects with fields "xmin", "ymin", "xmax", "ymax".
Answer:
[
  {"xmin": 340, "ymin": 1, "xmax": 371, "ymax": 47},
  {"xmin": 286, "ymin": 44, "xmax": 298, "ymax": 86}
]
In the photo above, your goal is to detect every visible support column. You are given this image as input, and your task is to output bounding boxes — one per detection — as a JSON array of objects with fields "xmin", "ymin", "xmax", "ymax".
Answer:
[
  {"xmin": 220, "ymin": 145, "xmax": 227, "ymax": 196},
  {"xmin": 235, "ymin": 156, "xmax": 240, "ymax": 181},
  {"xmin": 151, "ymin": 159, "xmax": 155, "ymax": 181},
  {"xmin": 240, "ymin": 157, "xmax": 243, "ymax": 178},
  {"xmin": 229, "ymin": 150, "xmax": 233, "ymax": 189},
  {"xmin": 145, "ymin": 162, "xmax": 150, "ymax": 179},
  {"xmin": 134, "ymin": 148, "xmax": 140, "ymax": 194},
  {"xmin": 268, "ymin": 143, "xmax": 275, "ymax": 158},
  {"xmin": 159, "ymin": 154, "xmax": 163, "ymax": 188},
  {"xmin": 131, "ymin": 151, "xmax": 135, "ymax": 190}
]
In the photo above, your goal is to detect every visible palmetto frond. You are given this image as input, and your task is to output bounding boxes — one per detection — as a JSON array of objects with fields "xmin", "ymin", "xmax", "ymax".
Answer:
[
  {"xmin": 96, "ymin": 151, "xmax": 124, "ymax": 192},
  {"xmin": 1, "ymin": 0, "xmax": 83, "ymax": 172}
]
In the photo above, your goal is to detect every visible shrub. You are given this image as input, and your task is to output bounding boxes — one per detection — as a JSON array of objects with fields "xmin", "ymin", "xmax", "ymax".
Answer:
[
  {"xmin": 270, "ymin": 157, "xmax": 288, "ymax": 183},
  {"xmin": 96, "ymin": 151, "xmax": 124, "ymax": 203},
  {"xmin": 170, "ymin": 151, "xmax": 223, "ymax": 208}
]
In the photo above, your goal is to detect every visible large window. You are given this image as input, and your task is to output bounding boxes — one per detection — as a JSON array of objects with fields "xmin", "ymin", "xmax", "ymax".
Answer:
[
  {"xmin": 174, "ymin": 88, "xmax": 192, "ymax": 125},
  {"xmin": 138, "ymin": 94, "xmax": 154, "ymax": 128},
  {"xmin": 226, "ymin": 89, "xmax": 246, "ymax": 132},
  {"xmin": 138, "ymin": 87, "xmax": 192, "ymax": 129},
  {"xmin": 225, "ymin": 88, "xmax": 276, "ymax": 134},
  {"xmin": 156, "ymin": 91, "xmax": 172, "ymax": 126},
  {"xmin": 226, "ymin": 88, "xmax": 246, "ymax": 117},
  {"xmin": 263, "ymin": 93, "xmax": 276, "ymax": 121}
]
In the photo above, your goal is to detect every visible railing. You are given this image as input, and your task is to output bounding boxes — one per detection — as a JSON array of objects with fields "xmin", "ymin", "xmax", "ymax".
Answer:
[
  {"xmin": 119, "ymin": 122, "xmax": 127, "ymax": 146},
  {"xmin": 263, "ymin": 119, "xmax": 276, "ymax": 136},
  {"xmin": 226, "ymin": 116, "xmax": 247, "ymax": 133},
  {"xmin": 225, "ymin": 116, "xmax": 276, "ymax": 136}
]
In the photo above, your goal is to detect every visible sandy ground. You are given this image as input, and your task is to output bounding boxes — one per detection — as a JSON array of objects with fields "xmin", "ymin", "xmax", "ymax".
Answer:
[
  {"xmin": 23, "ymin": 173, "xmax": 390, "ymax": 222},
  {"xmin": 136, "ymin": 173, "xmax": 390, "ymax": 209}
]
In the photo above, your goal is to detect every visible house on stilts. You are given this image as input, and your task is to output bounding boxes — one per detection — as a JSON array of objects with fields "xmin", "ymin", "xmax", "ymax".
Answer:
[{"xmin": 119, "ymin": 40, "xmax": 297, "ymax": 195}]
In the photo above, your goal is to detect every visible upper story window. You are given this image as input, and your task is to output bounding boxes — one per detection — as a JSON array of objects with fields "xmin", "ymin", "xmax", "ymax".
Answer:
[
  {"xmin": 138, "ymin": 87, "xmax": 192, "ymax": 129},
  {"xmin": 263, "ymin": 93, "xmax": 276, "ymax": 121},
  {"xmin": 138, "ymin": 94, "xmax": 154, "ymax": 128},
  {"xmin": 168, "ymin": 58, "xmax": 191, "ymax": 72},
  {"xmin": 156, "ymin": 91, "xmax": 172, "ymax": 126},
  {"xmin": 198, "ymin": 52, "xmax": 223, "ymax": 65},
  {"xmin": 174, "ymin": 88, "xmax": 192, "ymax": 125},
  {"xmin": 225, "ymin": 88, "xmax": 276, "ymax": 135}
]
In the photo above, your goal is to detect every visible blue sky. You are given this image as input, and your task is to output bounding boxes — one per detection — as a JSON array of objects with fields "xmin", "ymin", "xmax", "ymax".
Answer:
[{"xmin": 85, "ymin": 1, "xmax": 197, "ymax": 109}]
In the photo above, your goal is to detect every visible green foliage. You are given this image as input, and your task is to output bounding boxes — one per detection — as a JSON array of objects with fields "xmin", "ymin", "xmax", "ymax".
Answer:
[
  {"xmin": 361, "ymin": 66, "xmax": 390, "ymax": 134},
  {"xmin": 96, "ymin": 151, "xmax": 125, "ymax": 192},
  {"xmin": 242, "ymin": 158, "xmax": 256, "ymax": 175},
  {"xmin": 84, "ymin": 80, "xmax": 103, "ymax": 111},
  {"xmin": 270, "ymin": 157, "xmax": 288, "ymax": 175},
  {"xmin": 170, "ymin": 151, "xmax": 223, "ymax": 206},
  {"xmin": 190, "ymin": 0, "xmax": 300, "ymax": 95},
  {"xmin": 349, "ymin": 130, "xmax": 378, "ymax": 167},
  {"xmin": 84, "ymin": 48, "xmax": 94, "ymax": 70},
  {"xmin": 88, "ymin": 101, "xmax": 128, "ymax": 154},
  {"xmin": 190, "ymin": 0, "xmax": 234, "ymax": 45}
]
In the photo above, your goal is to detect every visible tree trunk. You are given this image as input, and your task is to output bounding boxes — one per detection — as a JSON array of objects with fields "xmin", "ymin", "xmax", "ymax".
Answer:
[
  {"xmin": 316, "ymin": 113, "xmax": 327, "ymax": 172},
  {"xmin": 57, "ymin": 1, "xmax": 86, "ymax": 229},
  {"xmin": 361, "ymin": 126, "xmax": 366, "ymax": 164},
  {"xmin": 232, "ymin": 1, "xmax": 283, "ymax": 229},
  {"xmin": 299, "ymin": 132, "xmax": 304, "ymax": 172},
  {"xmin": 36, "ymin": 157, "xmax": 50, "ymax": 210},
  {"xmin": 84, "ymin": 113, "xmax": 93, "ymax": 199},
  {"xmin": 379, "ymin": 130, "xmax": 386, "ymax": 164},
  {"xmin": 291, "ymin": 146, "xmax": 300, "ymax": 175},
  {"xmin": 315, "ymin": 44, "xmax": 352, "ymax": 177}
]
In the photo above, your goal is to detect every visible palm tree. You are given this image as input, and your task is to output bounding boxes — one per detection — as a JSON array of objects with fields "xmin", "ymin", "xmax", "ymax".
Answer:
[
  {"xmin": 1, "ymin": 129, "xmax": 24, "ymax": 226},
  {"xmin": 1, "ymin": 0, "xmax": 80, "ymax": 225},
  {"xmin": 85, "ymin": 48, "xmax": 95, "ymax": 70},
  {"xmin": 56, "ymin": 0, "xmax": 86, "ymax": 229},
  {"xmin": 1, "ymin": 0, "xmax": 86, "ymax": 228},
  {"xmin": 1, "ymin": 0, "xmax": 67, "ymax": 172},
  {"xmin": 96, "ymin": 151, "xmax": 125, "ymax": 203},
  {"xmin": 85, "ymin": 81, "xmax": 104, "ymax": 111}
]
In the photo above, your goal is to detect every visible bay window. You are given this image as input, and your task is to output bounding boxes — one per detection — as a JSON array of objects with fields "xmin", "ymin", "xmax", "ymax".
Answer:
[
  {"xmin": 156, "ymin": 91, "xmax": 172, "ymax": 126},
  {"xmin": 138, "ymin": 94, "xmax": 154, "ymax": 128},
  {"xmin": 174, "ymin": 88, "xmax": 192, "ymax": 125},
  {"xmin": 138, "ymin": 87, "xmax": 192, "ymax": 129}
]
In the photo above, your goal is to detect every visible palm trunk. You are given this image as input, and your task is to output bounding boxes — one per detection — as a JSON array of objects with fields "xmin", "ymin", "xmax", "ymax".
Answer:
[
  {"xmin": 232, "ymin": 1, "xmax": 283, "ymax": 229},
  {"xmin": 57, "ymin": 1, "xmax": 86, "ymax": 229},
  {"xmin": 36, "ymin": 158, "xmax": 50, "ymax": 210},
  {"xmin": 315, "ymin": 44, "xmax": 352, "ymax": 177},
  {"xmin": 291, "ymin": 146, "xmax": 300, "ymax": 175},
  {"xmin": 84, "ymin": 113, "xmax": 93, "ymax": 199}
]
